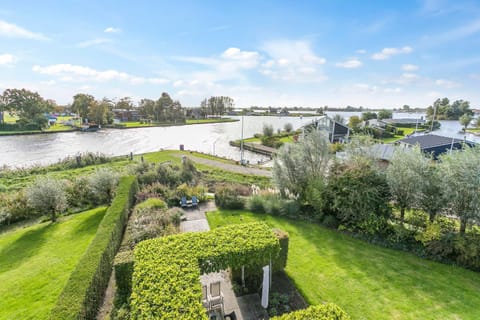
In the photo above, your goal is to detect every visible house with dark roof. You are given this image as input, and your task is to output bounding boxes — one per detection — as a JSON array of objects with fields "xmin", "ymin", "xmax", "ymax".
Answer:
[
  {"xmin": 397, "ymin": 134, "xmax": 475, "ymax": 158},
  {"xmin": 306, "ymin": 116, "xmax": 350, "ymax": 142}
]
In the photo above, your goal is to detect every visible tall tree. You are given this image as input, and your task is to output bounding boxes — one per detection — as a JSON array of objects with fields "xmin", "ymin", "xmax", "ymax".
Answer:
[
  {"xmin": 72, "ymin": 93, "xmax": 95, "ymax": 121},
  {"xmin": 155, "ymin": 92, "xmax": 173, "ymax": 121},
  {"xmin": 115, "ymin": 96, "xmax": 134, "ymax": 111},
  {"xmin": 2, "ymin": 88, "xmax": 52, "ymax": 128},
  {"xmin": 138, "ymin": 99, "xmax": 155, "ymax": 119},
  {"xmin": 417, "ymin": 162, "xmax": 447, "ymax": 222},
  {"xmin": 88, "ymin": 98, "xmax": 113, "ymax": 125},
  {"xmin": 439, "ymin": 146, "xmax": 480, "ymax": 234},
  {"xmin": 459, "ymin": 114, "xmax": 472, "ymax": 131},
  {"xmin": 378, "ymin": 109, "xmax": 393, "ymax": 120},
  {"xmin": 386, "ymin": 146, "xmax": 427, "ymax": 223}
]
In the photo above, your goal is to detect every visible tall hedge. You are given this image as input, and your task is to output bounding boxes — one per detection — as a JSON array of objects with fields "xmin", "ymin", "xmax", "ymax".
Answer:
[
  {"xmin": 271, "ymin": 303, "xmax": 350, "ymax": 320},
  {"xmin": 130, "ymin": 222, "xmax": 280, "ymax": 319},
  {"xmin": 50, "ymin": 175, "xmax": 138, "ymax": 320}
]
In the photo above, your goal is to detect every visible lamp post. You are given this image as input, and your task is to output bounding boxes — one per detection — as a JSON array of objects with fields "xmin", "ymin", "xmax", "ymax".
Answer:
[{"xmin": 212, "ymin": 137, "xmax": 220, "ymax": 156}]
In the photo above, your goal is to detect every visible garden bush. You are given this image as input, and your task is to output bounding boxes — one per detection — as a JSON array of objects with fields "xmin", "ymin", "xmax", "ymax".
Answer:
[
  {"xmin": 50, "ymin": 175, "xmax": 138, "ymax": 320},
  {"xmin": 0, "ymin": 191, "xmax": 32, "ymax": 226},
  {"xmin": 130, "ymin": 223, "xmax": 280, "ymax": 319},
  {"xmin": 113, "ymin": 250, "xmax": 134, "ymax": 308},
  {"xmin": 270, "ymin": 303, "xmax": 350, "ymax": 320},
  {"xmin": 215, "ymin": 185, "xmax": 245, "ymax": 209},
  {"xmin": 88, "ymin": 168, "xmax": 119, "ymax": 205},
  {"xmin": 26, "ymin": 176, "xmax": 68, "ymax": 222}
]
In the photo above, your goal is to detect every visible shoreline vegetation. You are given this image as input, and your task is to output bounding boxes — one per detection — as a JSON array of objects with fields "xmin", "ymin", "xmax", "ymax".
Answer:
[{"xmin": 0, "ymin": 118, "xmax": 239, "ymax": 136}]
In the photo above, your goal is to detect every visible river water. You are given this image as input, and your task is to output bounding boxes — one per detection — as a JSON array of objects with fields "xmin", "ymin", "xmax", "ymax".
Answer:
[{"xmin": 0, "ymin": 112, "xmax": 476, "ymax": 168}]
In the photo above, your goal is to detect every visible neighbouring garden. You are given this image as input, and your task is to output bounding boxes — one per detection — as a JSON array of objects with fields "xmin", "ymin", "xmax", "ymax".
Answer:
[{"xmin": 0, "ymin": 207, "xmax": 106, "ymax": 319}]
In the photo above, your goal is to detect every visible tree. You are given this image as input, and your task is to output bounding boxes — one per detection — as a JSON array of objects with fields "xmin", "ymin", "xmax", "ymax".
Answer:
[
  {"xmin": 417, "ymin": 162, "xmax": 447, "ymax": 222},
  {"xmin": 327, "ymin": 161, "xmax": 391, "ymax": 234},
  {"xmin": 72, "ymin": 93, "xmax": 95, "ymax": 120},
  {"xmin": 26, "ymin": 177, "xmax": 67, "ymax": 222},
  {"xmin": 386, "ymin": 146, "xmax": 427, "ymax": 223},
  {"xmin": 361, "ymin": 111, "xmax": 377, "ymax": 121},
  {"xmin": 155, "ymin": 92, "xmax": 173, "ymax": 121},
  {"xmin": 284, "ymin": 123, "xmax": 293, "ymax": 133},
  {"xmin": 348, "ymin": 116, "xmax": 362, "ymax": 132},
  {"xmin": 138, "ymin": 99, "xmax": 155, "ymax": 119},
  {"xmin": 88, "ymin": 168, "xmax": 119, "ymax": 204},
  {"xmin": 88, "ymin": 98, "xmax": 113, "ymax": 125},
  {"xmin": 378, "ymin": 109, "xmax": 393, "ymax": 120},
  {"xmin": 459, "ymin": 114, "xmax": 472, "ymax": 131},
  {"xmin": 204, "ymin": 96, "xmax": 234, "ymax": 116},
  {"xmin": 273, "ymin": 132, "xmax": 331, "ymax": 202},
  {"xmin": 263, "ymin": 124, "xmax": 274, "ymax": 137},
  {"xmin": 115, "ymin": 97, "xmax": 134, "ymax": 111},
  {"xmin": 439, "ymin": 146, "xmax": 480, "ymax": 234},
  {"xmin": 2, "ymin": 88, "xmax": 53, "ymax": 128},
  {"xmin": 426, "ymin": 98, "xmax": 472, "ymax": 120},
  {"xmin": 402, "ymin": 105, "xmax": 411, "ymax": 111}
]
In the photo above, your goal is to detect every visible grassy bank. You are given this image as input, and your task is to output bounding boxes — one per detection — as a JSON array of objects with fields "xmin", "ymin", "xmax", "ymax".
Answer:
[
  {"xmin": 0, "ymin": 207, "xmax": 106, "ymax": 320},
  {"xmin": 207, "ymin": 210, "xmax": 480, "ymax": 320}
]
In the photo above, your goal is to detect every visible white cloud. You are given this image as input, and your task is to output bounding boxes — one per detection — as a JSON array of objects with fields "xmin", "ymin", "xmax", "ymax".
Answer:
[
  {"xmin": 356, "ymin": 49, "xmax": 367, "ymax": 54},
  {"xmin": 336, "ymin": 58, "xmax": 362, "ymax": 69},
  {"xmin": 260, "ymin": 40, "xmax": 327, "ymax": 82},
  {"xmin": 384, "ymin": 87, "xmax": 403, "ymax": 93},
  {"xmin": 402, "ymin": 64, "xmax": 419, "ymax": 71},
  {"xmin": 104, "ymin": 27, "xmax": 121, "ymax": 33},
  {"xmin": 435, "ymin": 79, "xmax": 461, "ymax": 89},
  {"xmin": 371, "ymin": 46, "xmax": 413, "ymax": 60},
  {"xmin": 0, "ymin": 20, "xmax": 49, "ymax": 40},
  {"xmin": 32, "ymin": 64, "xmax": 169, "ymax": 85},
  {"xmin": 76, "ymin": 38, "xmax": 112, "ymax": 48},
  {"xmin": 220, "ymin": 47, "xmax": 260, "ymax": 69},
  {"xmin": 0, "ymin": 53, "xmax": 17, "ymax": 65},
  {"xmin": 353, "ymin": 83, "xmax": 378, "ymax": 93}
]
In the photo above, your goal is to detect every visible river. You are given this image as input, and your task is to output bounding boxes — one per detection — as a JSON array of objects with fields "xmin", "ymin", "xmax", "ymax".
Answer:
[{"xmin": 0, "ymin": 112, "xmax": 477, "ymax": 168}]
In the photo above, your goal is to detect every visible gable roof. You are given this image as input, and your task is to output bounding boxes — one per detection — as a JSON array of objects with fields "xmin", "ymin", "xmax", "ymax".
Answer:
[{"xmin": 398, "ymin": 134, "xmax": 471, "ymax": 149}]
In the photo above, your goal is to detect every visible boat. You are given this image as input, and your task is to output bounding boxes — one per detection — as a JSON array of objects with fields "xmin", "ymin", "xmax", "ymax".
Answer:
[{"xmin": 81, "ymin": 124, "xmax": 101, "ymax": 132}]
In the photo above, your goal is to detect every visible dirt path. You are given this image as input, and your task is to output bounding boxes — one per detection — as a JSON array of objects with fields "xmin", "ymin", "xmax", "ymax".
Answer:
[{"xmin": 181, "ymin": 154, "xmax": 272, "ymax": 177}]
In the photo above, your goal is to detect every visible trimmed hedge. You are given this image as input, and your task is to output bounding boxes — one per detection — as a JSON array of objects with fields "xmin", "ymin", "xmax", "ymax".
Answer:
[
  {"xmin": 130, "ymin": 222, "xmax": 280, "ymax": 319},
  {"xmin": 271, "ymin": 303, "xmax": 350, "ymax": 320},
  {"xmin": 113, "ymin": 250, "xmax": 134, "ymax": 303},
  {"xmin": 272, "ymin": 228, "xmax": 289, "ymax": 271},
  {"xmin": 50, "ymin": 175, "xmax": 138, "ymax": 320}
]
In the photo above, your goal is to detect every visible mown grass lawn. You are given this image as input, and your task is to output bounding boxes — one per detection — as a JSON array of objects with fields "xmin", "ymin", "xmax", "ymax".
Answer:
[
  {"xmin": 0, "ymin": 207, "xmax": 106, "ymax": 320},
  {"xmin": 381, "ymin": 127, "xmax": 426, "ymax": 143},
  {"xmin": 207, "ymin": 210, "xmax": 480, "ymax": 320}
]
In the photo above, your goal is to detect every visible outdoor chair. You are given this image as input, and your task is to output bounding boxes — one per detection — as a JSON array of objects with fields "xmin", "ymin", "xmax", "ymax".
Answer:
[
  {"xmin": 208, "ymin": 281, "xmax": 224, "ymax": 313},
  {"xmin": 180, "ymin": 196, "xmax": 188, "ymax": 208},
  {"xmin": 191, "ymin": 196, "xmax": 199, "ymax": 207},
  {"xmin": 201, "ymin": 285, "xmax": 210, "ymax": 309}
]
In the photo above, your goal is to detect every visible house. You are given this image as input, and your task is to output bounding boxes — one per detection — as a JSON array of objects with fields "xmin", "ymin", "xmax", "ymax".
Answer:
[
  {"xmin": 112, "ymin": 109, "xmax": 140, "ymax": 122},
  {"xmin": 308, "ymin": 116, "xmax": 350, "ymax": 142},
  {"xmin": 382, "ymin": 118, "xmax": 426, "ymax": 127},
  {"xmin": 397, "ymin": 134, "xmax": 475, "ymax": 158}
]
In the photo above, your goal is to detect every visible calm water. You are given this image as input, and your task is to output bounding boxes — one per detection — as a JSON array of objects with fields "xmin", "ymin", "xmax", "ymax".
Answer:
[{"xmin": 0, "ymin": 113, "xmax": 477, "ymax": 168}]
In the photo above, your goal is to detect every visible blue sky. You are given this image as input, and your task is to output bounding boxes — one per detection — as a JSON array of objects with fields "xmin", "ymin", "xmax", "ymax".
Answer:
[{"xmin": 0, "ymin": 0, "xmax": 479, "ymax": 108}]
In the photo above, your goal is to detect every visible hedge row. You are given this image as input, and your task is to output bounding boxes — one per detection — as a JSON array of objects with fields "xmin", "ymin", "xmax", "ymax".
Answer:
[
  {"xmin": 130, "ymin": 222, "xmax": 280, "ymax": 319},
  {"xmin": 271, "ymin": 303, "xmax": 350, "ymax": 320},
  {"xmin": 50, "ymin": 175, "xmax": 138, "ymax": 320}
]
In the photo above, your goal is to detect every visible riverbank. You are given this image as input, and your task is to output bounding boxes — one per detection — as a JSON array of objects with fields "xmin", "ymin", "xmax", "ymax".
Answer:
[{"xmin": 0, "ymin": 118, "xmax": 238, "ymax": 136}]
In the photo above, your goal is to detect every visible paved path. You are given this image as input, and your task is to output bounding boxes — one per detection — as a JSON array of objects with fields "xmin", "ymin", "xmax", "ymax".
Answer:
[
  {"xmin": 179, "ymin": 154, "xmax": 272, "ymax": 177},
  {"xmin": 180, "ymin": 201, "xmax": 215, "ymax": 233}
]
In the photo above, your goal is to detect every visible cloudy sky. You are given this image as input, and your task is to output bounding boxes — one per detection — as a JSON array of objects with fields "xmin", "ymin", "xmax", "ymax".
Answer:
[{"xmin": 0, "ymin": 0, "xmax": 479, "ymax": 108}]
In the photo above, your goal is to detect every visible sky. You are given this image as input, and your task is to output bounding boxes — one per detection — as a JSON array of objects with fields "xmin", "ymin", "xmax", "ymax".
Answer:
[{"xmin": 0, "ymin": 0, "xmax": 479, "ymax": 109}]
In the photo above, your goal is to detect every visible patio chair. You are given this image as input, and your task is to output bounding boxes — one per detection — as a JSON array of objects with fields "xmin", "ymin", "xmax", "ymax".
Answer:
[
  {"xmin": 201, "ymin": 285, "xmax": 210, "ymax": 309},
  {"xmin": 191, "ymin": 196, "xmax": 199, "ymax": 207},
  {"xmin": 180, "ymin": 196, "xmax": 188, "ymax": 208},
  {"xmin": 208, "ymin": 281, "xmax": 224, "ymax": 313}
]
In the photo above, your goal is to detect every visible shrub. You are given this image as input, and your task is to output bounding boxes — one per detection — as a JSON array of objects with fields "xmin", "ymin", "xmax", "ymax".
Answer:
[
  {"xmin": 322, "ymin": 215, "xmax": 340, "ymax": 229},
  {"xmin": 263, "ymin": 124, "xmax": 274, "ymax": 137},
  {"xmin": 215, "ymin": 186, "xmax": 245, "ymax": 209},
  {"xmin": 0, "ymin": 191, "xmax": 32, "ymax": 226},
  {"xmin": 284, "ymin": 123, "xmax": 293, "ymax": 133},
  {"xmin": 26, "ymin": 176, "xmax": 68, "ymax": 222},
  {"xmin": 65, "ymin": 176, "xmax": 93, "ymax": 208},
  {"xmin": 134, "ymin": 198, "xmax": 167, "ymax": 211},
  {"xmin": 270, "ymin": 303, "xmax": 350, "ymax": 320},
  {"xmin": 89, "ymin": 168, "xmax": 119, "ymax": 205},
  {"xmin": 135, "ymin": 182, "xmax": 172, "ymax": 203},
  {"xmin": 268, "ymin": 292, "xmax": 291, "ymax": 317},
  {"xmin": 130, "ymin": 223, "xmax": 280, "ymax": 319},
  {"xmin": 50, "ymin": 176, "xmax": 138, "ymax": 320},
  {"xmin": 113, "ymin": 250, "xmax": 134, "ymax": 308}
]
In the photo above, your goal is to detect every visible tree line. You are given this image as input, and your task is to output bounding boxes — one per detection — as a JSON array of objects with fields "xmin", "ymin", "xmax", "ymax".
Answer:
[{"xmin": 0, "ymin": 88, "xmax": 235, "ymax": 129}]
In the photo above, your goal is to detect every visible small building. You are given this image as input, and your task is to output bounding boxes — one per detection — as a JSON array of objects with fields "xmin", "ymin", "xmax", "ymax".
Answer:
[
  {"xmin": 308, "ymin": 116, "xmax": 350, "ymax": 142},
  {"xmin": 397, "ymin": 134, "xmax": 475, "ymax": 158}
]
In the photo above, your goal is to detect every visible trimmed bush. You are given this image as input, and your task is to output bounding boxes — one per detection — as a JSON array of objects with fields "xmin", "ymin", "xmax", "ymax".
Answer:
[
  {"xmin": 113, "ymin": 250, "xmax": 134, "ymax": 305},
  {"xmin": 271, "ymin": 303, "xmax": 350, "ymax": 320},
  {"xmin": 130, "ymin": 223, "xmax": 280, "ymax": 319},
  {"xmin": 272, "ymin": 229, "xmax": 289, "ymax": 271},
  {"xmin": 215, "ymin": 186, "xmax": 245, "ymax": 209},
  {"xmin": 50, "ymin": 175, "xmax": 138, "ymax": 320}
]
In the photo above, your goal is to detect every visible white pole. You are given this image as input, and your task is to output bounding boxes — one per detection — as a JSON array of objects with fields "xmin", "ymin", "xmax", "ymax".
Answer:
[
  {"xmin": 240, "ymin": 114, "xmax": 244, "ymax": 164},
  {"xmin": 430, "ymin": 104, "xmax": 437, "ymax": 132},
  {"xmin": 450, "ymin": 137, "xmax": 455, "ymax": 153},
  {"xmin": 415, "ymin": 119, "xmax": 419, "ymax": 134}
]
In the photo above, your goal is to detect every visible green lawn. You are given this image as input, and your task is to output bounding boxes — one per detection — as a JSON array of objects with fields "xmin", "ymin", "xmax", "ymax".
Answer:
[
  {"xmin": 207, "ymin": 210, "xmax": 480, "ymax": 320},
  {"xmin": 0, "ymin": 207, "xmax": 106, "ymax": 320},
  {"xmin": 381, "ymin": 127, "xmax": 425, "ymax": 143}
]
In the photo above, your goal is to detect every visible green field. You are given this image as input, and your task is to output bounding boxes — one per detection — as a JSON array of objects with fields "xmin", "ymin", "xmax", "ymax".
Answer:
[
  {"xmin": 381, "ymin": 127, "xmax": 425, "ymax": 143},
  {"xmin": 0, "ymin": 207, "xmax": 106, "ymax": 320},
  {"xmin": 207, "ymin": 210, "xmax": 480, "ymax": 320}
]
